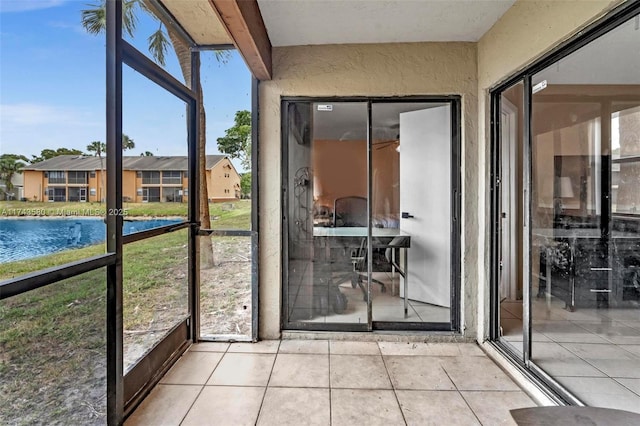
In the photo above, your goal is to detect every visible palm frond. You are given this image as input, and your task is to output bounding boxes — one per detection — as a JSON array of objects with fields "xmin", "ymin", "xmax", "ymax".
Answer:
[
  {"xmin": 81, "ymin": 1, "xmax": 106, "ymax": 35},
  {"xmin": 148, "ymin": 26, "xmax": 169, "ymax": 67},
  {"xmin": 122, "ymin": 134, "xmax": 135, "ymax": 151},
  {"xmin": 122, "ymin": 0, "xmax": 139, "ymax": 38},
  {"xmin": 214, "ymin": 49, "xmax": 232, "ymax": 64},
  {"xmin": 81, "ymin": 0, "xmax": 138, "ymax": 37}
]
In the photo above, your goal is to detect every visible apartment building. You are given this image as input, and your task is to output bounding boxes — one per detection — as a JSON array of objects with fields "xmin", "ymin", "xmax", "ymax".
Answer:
[{"xmin": 21, "ymin": 154, "xmax": 240, "ymax": 203}]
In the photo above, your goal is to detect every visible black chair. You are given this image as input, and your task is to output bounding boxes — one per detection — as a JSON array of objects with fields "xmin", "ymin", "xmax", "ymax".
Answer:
[
  {"xmin": 334, "ymin": 196, "xmax": 367, "ymax": 227},
  {"xmin": 333, "ymin": 196, "xmax": 387, "ymax": 299}
]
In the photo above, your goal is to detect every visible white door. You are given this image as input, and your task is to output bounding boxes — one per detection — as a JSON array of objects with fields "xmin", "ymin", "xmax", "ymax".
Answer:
[
  {"xmin": 500, "ymin": 100, "xmax": 518, "ymax": 300},
  {"xmin": 399, "ymin": 106, "xmax": 451, "ymax": 307}
]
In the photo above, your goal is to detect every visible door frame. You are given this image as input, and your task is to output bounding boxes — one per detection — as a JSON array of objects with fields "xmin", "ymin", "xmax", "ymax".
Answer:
[{"xmin": 281, "ymin": 95, "xmax": 462, "ymax": 332}]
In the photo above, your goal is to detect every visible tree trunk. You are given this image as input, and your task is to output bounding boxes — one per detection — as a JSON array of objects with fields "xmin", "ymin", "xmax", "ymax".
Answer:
[
  {"xmin": 147, "ymin": 2, "xmax": 215, "ymax": 267},
  {"xmin": 198, "ymin": 88, "xmax": 215, "ymax": 267}
]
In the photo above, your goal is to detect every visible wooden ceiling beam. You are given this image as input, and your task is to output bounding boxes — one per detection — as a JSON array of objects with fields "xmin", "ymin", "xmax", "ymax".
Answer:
[{"xmin": 210, "ymin": 0, "xmax": 272, "ymax": 80}]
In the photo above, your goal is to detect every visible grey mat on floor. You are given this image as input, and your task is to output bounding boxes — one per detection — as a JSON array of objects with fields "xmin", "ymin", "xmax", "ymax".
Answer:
[{"xmin": 510, "ymin": 407, "xmax": 640, "ymax": 426}]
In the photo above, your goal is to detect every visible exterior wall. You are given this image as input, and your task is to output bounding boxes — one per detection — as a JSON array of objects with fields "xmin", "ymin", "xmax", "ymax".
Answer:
[
  {"xmin": 88, "ymin": 171, "xmax": 99, "ymax": 203},
  {"xmin": 259, "ymin": 42, "xmax": 478, "ymax": 339},
  {"xmin": 208, "ymin": 158, "xmax": 241, "ymax": 201},
  {"xmin": 475, "ymin": 0, "xmax": 622, "ymax": 342},
  {"xmin": 93, "ymin": 170, "xmax": 107, "ymax": 203},
  {"xmin": 23, "ymin": 171, "xmax": 45, "ymax": 201},
  {"xmin": 123, "ymin": 170, "xmax": 137, "ymax": 202}
]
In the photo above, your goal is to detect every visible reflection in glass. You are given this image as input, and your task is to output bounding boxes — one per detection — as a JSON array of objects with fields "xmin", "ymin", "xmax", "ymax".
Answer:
[
  {"xmin": 0, "ymin": 268, "xmax": 106, "ymax": 424},
  {"xmin": 286, "ymin": 102, "xmax": 368, "ymax": 325},
  {"xmin": 497, "ymin": 81, "xmax": 525, "ymax": 356},
  {"xmin": 527, "ymin": 13, "xmax": 640, "ymax": 411},
  {"xmin": 123, "ymin": 229, "xmax": 188, "ymax": 372}
]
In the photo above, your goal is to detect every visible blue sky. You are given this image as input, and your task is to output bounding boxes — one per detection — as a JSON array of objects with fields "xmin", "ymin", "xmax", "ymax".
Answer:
[{"xmin": 0, "ymin": 0, "xmax": 251, "ymax": 167}]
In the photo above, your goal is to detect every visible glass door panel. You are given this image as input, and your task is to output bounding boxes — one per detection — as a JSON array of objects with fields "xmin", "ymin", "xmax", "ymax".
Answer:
[
  {"xmin": 498, "ymin": 82, "xmax": 526, "ymax": 356},
  {"xmin": 285, "ymin": 101, "xmax": 369, "ymax": 328},
  {"xmin": 528, "ymin": 14, "xmax": 640, "ymax": 404}
]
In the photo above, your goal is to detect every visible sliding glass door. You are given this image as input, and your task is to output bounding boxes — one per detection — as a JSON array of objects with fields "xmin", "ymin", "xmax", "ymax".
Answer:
[
  {"xmin": 492, "ymin": 7, "xmax": 640, "ymax": 408},
  {"xmin": 283, "ymin": 98, "xmax": 460, "ymax": 331}
]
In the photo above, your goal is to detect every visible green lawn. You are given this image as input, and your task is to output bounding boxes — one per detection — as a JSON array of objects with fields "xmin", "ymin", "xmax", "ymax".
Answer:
[
  {"xmin": 0, "ymin": 199, "xmax": 251, "ymax": 229},
  {"xmin": 0, "ymin": 200, "xmax": 251, "ymax": 280},
  {"xmin": 0, "ymin": 200, "xmax": 251, "ymax": 423}
]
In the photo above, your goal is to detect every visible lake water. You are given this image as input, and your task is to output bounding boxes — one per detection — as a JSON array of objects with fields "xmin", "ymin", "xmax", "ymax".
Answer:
[{"xmin": 0, "ymin": 218, "xmax": 183, "ymax": 263}]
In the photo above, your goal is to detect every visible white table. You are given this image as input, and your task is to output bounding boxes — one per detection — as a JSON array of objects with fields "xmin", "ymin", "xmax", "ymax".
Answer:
[{"xmin": 313, "ymin": 227, "xmax": 412, "ymax": 317}]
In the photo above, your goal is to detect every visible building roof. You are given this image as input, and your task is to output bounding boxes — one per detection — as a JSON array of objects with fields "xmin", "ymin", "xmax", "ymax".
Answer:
[{"xmin": 22, "ymin": 155, "xmax": 228, "ymax": 171}]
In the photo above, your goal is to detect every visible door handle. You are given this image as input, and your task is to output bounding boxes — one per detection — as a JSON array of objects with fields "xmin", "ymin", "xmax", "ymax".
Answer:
[{"xmin": 401, "ymin": 212, "xmax": 414, "ymax": 219}]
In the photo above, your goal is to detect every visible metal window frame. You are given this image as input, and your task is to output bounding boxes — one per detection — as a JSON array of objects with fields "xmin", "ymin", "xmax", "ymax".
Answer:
[
  {"xmin": 1, "ymin": 0, "xmax": 259, "ymax": 424},
  {"xmin": 488, "ymin": 0, "xmax": 640, "ymax": 406},
  {"xmin": 280, "ymin": 96, "xmax": 463, "ymax": 333}
]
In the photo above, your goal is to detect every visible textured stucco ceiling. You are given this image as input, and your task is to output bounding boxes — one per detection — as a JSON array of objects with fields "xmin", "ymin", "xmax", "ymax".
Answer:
[{"xmin": 257, "ymin": 0, "xmax": 517, "ymax": 46}]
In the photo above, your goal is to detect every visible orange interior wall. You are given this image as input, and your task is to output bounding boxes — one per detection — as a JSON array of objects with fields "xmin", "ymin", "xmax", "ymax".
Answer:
[{"xmin": 312, "ymin": 139, "xmax": 399, "ymax": 216}]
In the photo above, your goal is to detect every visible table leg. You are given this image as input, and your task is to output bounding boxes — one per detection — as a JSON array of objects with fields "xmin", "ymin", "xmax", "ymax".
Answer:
[
  {"xmin": 404, "ymin": 248, "xmax": 408, "ymax": 318},
  {"xmin": 392, "ymin": 248, "xmax": 396, "ymax": 295}
]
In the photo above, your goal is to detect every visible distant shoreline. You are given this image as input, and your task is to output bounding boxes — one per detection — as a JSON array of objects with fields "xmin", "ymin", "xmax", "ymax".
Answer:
[{"xmin": 0, "ymin": 215, "xmax": 186, "ymax": 220}]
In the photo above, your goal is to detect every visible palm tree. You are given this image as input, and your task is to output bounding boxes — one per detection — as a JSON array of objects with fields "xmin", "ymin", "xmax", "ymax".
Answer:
[
  {"xmin": 87, "ymin": 141, "xmax": 107, "ymax": 202},
  {"xmin": 122, "ymin": 134, "xmax": 135, "ymax": 151},
  {"xmin": 0, "ymin": 154, "xmax": 28, "ymax": 200},
  {"xmin": 87, "ymin": 134, "xmax": 134, "ymax": 202},
  {"xmin": 82, "ymin": 0, "xmax": 227, "ymax": 266}
]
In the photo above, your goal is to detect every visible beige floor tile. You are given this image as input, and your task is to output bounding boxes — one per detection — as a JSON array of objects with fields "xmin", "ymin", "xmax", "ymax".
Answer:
[
  {"xmin": 412, "ymin": 305, "xmax": 451, "ymax": 322},
  {"xmin": 620, "ymin": 344, "xmax": 640, "ymax": 358},
  {"xmin": 207, "ymin": 353, "xmax": 275, "ymax": 386},
  {"xmin": 160, "ymin": 351, "xmax": 223, "ymax": 385},
  {"xmin": 228, "ymin": 340, "xmax": 280, "ymax": 353},
  {"xmin": 396, "ymin": 390, "xmax": 481, "ymax": 426},
  {"xmin": 441, "ymin": 357, "xmax": 521, "ymax": 391},
  {"xmin": 269, "ymin": 354, "xmax": 329, "ymax": 388},
  {"xmin": 182, "ymin": 386, "xmax": 265, "ymax": 426},
  {"xmin": 324, "ymin": 310, "xmax": 367, "ymax": 323},
  {"xmin": 559, "ymin": 376, "xmax": 638, "ymax": 398},
  {"xmin": 561, "ymin": 342, "xmax": 637, "ymax": 360},
  {"xmin": 422, "ymin": 343, "xmax": 462, "ymax": 356},
  {"xmin": 257, "ymin": 387, "xmax": 330, "ymax": 426},
  {"xmin": 461, "ymin": 391, "xmax": 536, "ymax": 426},
  {"xmin": 458, "ymin": 343, "xmax": 485, "ymax": 357},
  {"xmin": 279, "ymin": 339, "xmax": 329, "ymax": 354},
  {"xmin": 373, "ymin": 305, "xmax": 421, "ymax": 322},
  {"xmin": 384, "ymin": 356, "xmax": 455, "ymax": 390},
  {"xmin": 378, "ymin": 341, "xmax": 434, "ymax": 356},
  {"xmin": 330, "ymin": 354, "xmax": 392, "ymax": 389},
  {"xmin": 331, "ymin": 389, "xmax": 405, "ymax": 426},
  {"xmin": 616, "ymin": 378, "xmax": 640, "ymax": 396},
  {"xmin": 584, "ymin": 358, "xmax": 640, "ymax": 378},
  {"xmin": 125, "ymin": 384, "xmax": 201, "ymax": 426},
  {"xmin": 330, "ymin": 341, "xmax": 381, "ymax": 355},
  {"xmin": 530, "ymin": 342, "xmax": 606, "ymax": 377},
  {"xmin": 189, "ymin": 342, "xmax": 230, "ymax": 352}
]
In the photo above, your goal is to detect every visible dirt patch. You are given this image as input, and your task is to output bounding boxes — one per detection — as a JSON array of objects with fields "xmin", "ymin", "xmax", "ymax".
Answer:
[{"xmin": 200, "ymin": 237, "xmax": 252, "ymax": 337}]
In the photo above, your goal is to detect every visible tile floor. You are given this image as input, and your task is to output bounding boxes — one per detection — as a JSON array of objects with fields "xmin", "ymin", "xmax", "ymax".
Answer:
[
  {"xmin": 500, "ymin": 298, "xmax": 640, "ymax": 413},
  {"xmin": 126, "ymin": 340, "xmax": 536, "ymax": 425},
  {"xmin": 292, "ymin": 271, "xmax": 451, "ymax": 324}
]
